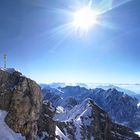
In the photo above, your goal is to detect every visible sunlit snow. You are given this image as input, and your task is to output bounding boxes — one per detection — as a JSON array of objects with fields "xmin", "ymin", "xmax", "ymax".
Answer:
[
  {"xmin": 137, "ymin": 103, "xmax": 140, "ymax": 108},
  {"xmin": 135, "ymin": 131, "xmax": 140, "ymax": 137},
  {"xmin": 55, "ymin": 126, "xmax": 67, "ymax": 140},
  {"xmin": 0, "ymin": 110, "xmax": 25, "ymax": 140}
]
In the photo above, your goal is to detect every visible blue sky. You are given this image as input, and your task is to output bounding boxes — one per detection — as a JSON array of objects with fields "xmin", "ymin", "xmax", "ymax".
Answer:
[{"xmin": 0, "ymin": 0, "xmax": 140, "ymax": 83}]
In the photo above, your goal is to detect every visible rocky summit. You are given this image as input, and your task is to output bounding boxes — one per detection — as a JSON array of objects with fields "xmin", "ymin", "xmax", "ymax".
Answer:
[{"xmin": 0, "ymin": 68, "xmax": 42, "ymax": 140}]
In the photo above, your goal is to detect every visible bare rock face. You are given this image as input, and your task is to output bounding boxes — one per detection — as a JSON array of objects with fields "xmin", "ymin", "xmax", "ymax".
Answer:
[
  {"xmin": 38, "ymin": 100, "xmax": 56, "ymax": 140},
  {"xmin": 111, "ymin": 123, "xmax": 140, "ymax": 140},
  {"xmin": 0, "ymin": 69, "xmax": 21, "ymax": 110},
  {"xmin": 0, "ymin": 69, "xmax": 42, "ymax": 140}
]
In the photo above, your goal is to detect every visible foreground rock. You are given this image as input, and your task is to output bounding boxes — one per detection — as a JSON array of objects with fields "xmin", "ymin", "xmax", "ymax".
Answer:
[
  {"xmin": 38, "ymin": 100, "xmax": 56, "ymax": 140},
  {"xmin": 0, "ymin": 68, "xmax": 42, "ymax": 140}
]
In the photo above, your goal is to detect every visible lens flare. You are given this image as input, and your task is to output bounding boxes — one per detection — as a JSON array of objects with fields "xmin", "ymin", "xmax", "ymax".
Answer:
[{"xmin": 72, "ymin": 7, "xmax": 98, "ymax": 32}]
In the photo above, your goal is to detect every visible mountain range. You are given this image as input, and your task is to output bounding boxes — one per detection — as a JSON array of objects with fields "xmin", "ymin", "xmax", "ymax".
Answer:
[
  {"xmin": 0, "ymin": 68, "xmax": 140, "ymax": 140},
  {"xmin": 42, "ymin": 85, "xmax": 140, "ymax": 131}
]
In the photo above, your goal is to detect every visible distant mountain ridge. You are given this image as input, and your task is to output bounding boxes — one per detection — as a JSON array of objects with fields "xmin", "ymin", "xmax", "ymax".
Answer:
[
  {"xmin": 40, "ymin": 82, "xmax": 140, "ymax": 94},
  {"xmin": 42, "ymin": 85, "xmax": 140, "ymax": 131}
]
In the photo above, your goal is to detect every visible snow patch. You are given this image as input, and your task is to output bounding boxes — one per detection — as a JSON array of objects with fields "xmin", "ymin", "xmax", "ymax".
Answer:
[
  {"xmin": 55, "ymin": 126, "xmax": 67, "ymax": 140},
  {"xmin": 137, "ymin": 103, "xmax": 140, "ymax": 108},
  {"xmin": 56, "ymin": 106, "xmax": 65, "ymax": 113},
  {"xmin": 0, "ymin": 110, "xmax": 25, "ymax": 140},
  {"xmin": 135, "ymin": 131, "xmax": 140, "ymax": 137}
]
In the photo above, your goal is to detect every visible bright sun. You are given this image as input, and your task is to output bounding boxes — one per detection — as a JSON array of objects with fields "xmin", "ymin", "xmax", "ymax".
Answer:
[{"xmin": 73, "ymin": 7, "xmax": 98, "ymax": 32}]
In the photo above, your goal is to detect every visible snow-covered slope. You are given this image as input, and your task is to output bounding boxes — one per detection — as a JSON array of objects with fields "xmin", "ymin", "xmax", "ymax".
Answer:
[
  {"xmin": 0, "ymin": 110, "xmax": 25, "ymax": 140},
  {"xmin": 135, "ymin": 132, "xmax": 140, "ymax": 137},
  {"xmin": 54, "ymin": 98, "xmax": 92, "ymax": 121},
  {"xmin": 54, "ymin": 99, "xmax": 101, "ymax": 140},
  {"xmin": 42, "ymin": 85, "xmax": 140, "ymax": 130},
  {"xmin": 54, "ymin": 98, "xmax": 140, "ymax": 140},
  {"xmin": 55, "ymin": 126, "xmax": 67, "ymax": 140}
]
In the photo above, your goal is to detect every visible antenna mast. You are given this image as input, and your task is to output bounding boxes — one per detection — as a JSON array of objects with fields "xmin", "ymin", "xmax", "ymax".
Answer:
[{"xmin": 4, "ymin": 54, "xmax": 7, "ymax": 68}]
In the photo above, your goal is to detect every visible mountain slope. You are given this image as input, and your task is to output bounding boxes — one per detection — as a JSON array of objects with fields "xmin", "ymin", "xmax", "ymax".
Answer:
[
  {"xmin": 54, "ymin": 99, "xmax": 140, "ymax": 140},
  {"xmin": 42, "ymin": 85, "xmax": 140, "ymax": 130}
]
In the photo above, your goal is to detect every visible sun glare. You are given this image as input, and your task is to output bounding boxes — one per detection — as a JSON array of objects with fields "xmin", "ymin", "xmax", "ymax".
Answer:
[{"xmin": 73, "ymin": 7, "xmax": 98, "ymax": 32}]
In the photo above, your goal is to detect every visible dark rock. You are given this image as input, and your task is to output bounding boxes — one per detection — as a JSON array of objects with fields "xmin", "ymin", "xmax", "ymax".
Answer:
[
  {"xmin": 0, "ymin": 69, "xmax": 42, "ymax": 140},
  {"xmin": 38, "ymin": 100, "xmax": 56, "ymax": 140}
]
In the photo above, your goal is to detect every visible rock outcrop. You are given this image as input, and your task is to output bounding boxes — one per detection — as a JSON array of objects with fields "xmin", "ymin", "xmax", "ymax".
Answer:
[
  {"xmin": 38, "ymin": 100, "xmax": 56, "ymax": 140},
  {"xmin": 0, "ymin": 68, "xmax": 42, "ymax": 140}
]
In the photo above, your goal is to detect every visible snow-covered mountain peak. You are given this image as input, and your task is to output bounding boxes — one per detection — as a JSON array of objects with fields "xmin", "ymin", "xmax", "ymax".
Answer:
[{"xmin": 54, "ymin": 98, "xmax": 94, "ymax": 122}]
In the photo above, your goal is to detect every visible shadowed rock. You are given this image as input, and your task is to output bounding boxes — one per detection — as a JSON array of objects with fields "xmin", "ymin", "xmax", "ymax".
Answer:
[{"xmin": 0, "ymin": 68, "xmax": 42, "ymax": 140}]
